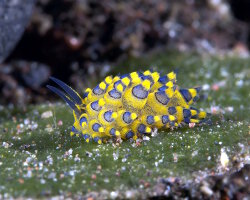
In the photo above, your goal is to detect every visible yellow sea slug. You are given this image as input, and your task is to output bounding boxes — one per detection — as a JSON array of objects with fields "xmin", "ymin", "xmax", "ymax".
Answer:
[{"xmin": 47, "ymin": 70, "xmax": 207, "ymax": 144}]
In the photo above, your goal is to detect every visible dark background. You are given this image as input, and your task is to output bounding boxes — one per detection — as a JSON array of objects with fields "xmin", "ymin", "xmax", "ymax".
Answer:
[{"xmin": 0, "ymin": 0, "xmax": 250, "ymax": 105}]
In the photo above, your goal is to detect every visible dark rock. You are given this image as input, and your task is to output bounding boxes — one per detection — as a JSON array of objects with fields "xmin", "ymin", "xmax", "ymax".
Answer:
[{"xmin": 0, "ymin": 0, "xmax": 35, "ymax": 63}]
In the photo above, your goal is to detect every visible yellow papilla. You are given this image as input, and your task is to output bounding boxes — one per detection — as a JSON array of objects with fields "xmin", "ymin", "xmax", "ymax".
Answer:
[
  {"xmin": 166, "ymin": 81, "xmax": 174, "ymax": 87},
  {"xmin": 143, "ymin": 70, "xmax": 151, "ymax": 75},
  {"xmin": 115, "ymin": 130, "xmax": 120, "ymax": 136},
  {"xmin": 189, "ymin": 89, "xmax": 197, "ymax": 98},
  {"xmin": 151, "ymin": 72, "xmax": 160, "ymax": 82},
  {"xmin": 145, "ymin": 127, "xmax": 151, "ymax": 133},
  {"xmin": 98, "ymin": 127, "xmax": 104, "ymax": 132},
  {"xmin": 198, "ymin": 111, "xmax": 206, "ymax": 118},
  {"xmin": 116, "ymin": 84, "xmax": 124, "ymax": 92},
  {"xmin": 169, "ymin": 115, "xmax": 175, "ymax": 121},
  {"xmin": 167, "ymin": 71, "xmax": 176, "ymax": 80},
  {"xmin": 99, "ymin": 82, "xmax": 106, "ymax": 90},
  {"xmin": 142, "ymin": 80, "xmax": 151, "ymax": 90},
  {"xmin": 131, "ymin": 113, "xmax": 137, "ymax": 120},
  {"xmin": 111, "ymin": 112, "xmax": 118, "ymax": 119},
  {"xmin": 98, "ymin": 98, "xmax": 105, "ymax": 106},
  {"xmin": 121, "ymin": 77, "xmax": 130, "ymax": 86},
  {"xmin": 105, "ymin": 76, "xmax": 113, "ymax": 84},
  {"xmin": 154, "ymin": 116, "xmax": 160, "ymax": 122},
  {"xmin": 112, "ymin": 76, "xmax": 120, "ymax": 82}
]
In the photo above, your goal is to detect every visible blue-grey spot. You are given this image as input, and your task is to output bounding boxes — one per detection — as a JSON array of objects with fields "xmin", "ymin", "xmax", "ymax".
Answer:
[
  {"xmin": 92, "ymin": 123, "xmax": 101, "ymax": 132},
  {"xmin": 138, "ymin": 124, "xmax": 146, "ymax": 134},
  {"xmin": 147, "ymin": 116, "xmax": 154, "ymax": 125},
  {"xmin": 179, "ymin": 89, "xmax": 192, "ymax": 103},
  {"xmin": 91, "ymin": 100, "xmax": 101, "ymax": 111},
  {"xmin": 126, "ymin": 131, "xmax": 134, "ymax": 139},
  {"xmin": 155, "ymin": 91, "xmax": 170, "ymax": 105},
  {"xmin": 162, "ymin": 115, "xmax": 169, "ymax": 124},
  {"xmin": 109, "ymin": 128, "xmax": 116, "ymax": 136},
  {"xmin": 93, "ymin": 85, "xmax": 104, "ymax": 95},
  {"xmin": 132, "ymin": 85, "xmax": 148, "ymax": 99},
  {"xmin": 109, "ymin": 89, "xmax": 121, "ymax": 99},
  {"xmin": 183, "ymin": 109, "xmax": 191, "ymax": 118},
  {"xmin": 168, "ymin": 107, "xmax": 177, "ymax": 115},
  {"xmin": 123, "ymin": 112, "xmax": 132, "ymax": 124},
  {"xmin": 80, "ymin": 116, "xmax": 87, "ymax": 126},
  {"xmin": 104, "ymin": 111, "xmax": 113, "ymax": 122}
]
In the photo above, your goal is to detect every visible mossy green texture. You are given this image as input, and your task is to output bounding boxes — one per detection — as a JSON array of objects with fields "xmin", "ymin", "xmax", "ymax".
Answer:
[{"xmin": 0, "ymin": 52, "xmax": 249, "ymax": 197}]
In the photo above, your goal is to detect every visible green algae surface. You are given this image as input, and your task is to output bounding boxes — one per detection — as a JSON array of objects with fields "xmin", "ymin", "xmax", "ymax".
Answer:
[{"xmin": 0, "ymin": 52, "xmax": 249, "ymax": 198}]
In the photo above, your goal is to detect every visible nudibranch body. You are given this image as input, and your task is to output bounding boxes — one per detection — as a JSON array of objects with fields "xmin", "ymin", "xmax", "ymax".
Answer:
[{"xmin": 47, "ymin": 70, "xmax": 207, "ymax": 144}]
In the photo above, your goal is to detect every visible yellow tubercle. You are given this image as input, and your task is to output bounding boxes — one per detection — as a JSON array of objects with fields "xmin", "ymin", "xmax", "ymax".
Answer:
[
  {"xmin": 121, "ymin": 77, "xmax": 130, "ymax": 86},
  {"xmin": 115, "ymin": 130, "xmax": 120, "ymax": 136},
  {"xmin": 98, "ymin": 98, "xmax": 105, "ymax": 106},
  {"xmin": 99, "ymin": 127, "xmax": 104, "ymax": 132},
  {"xmin": 167, "ymin": 71, "xmax": 176, "ymax": 80},
  {"xmin": 97, "ymin": 139, "xmax": 102, "ymax": 144},
  {"xmin": 143, "ymin": 70, "xmax": 151, "ymax": 75},
  {"xmin": 169, "ymin": 115, "xmax": 175, "ymax": 121},
  {"xmin": 116, "ymin": 84, "xmax": 124, "ymax": 92},
  {"xmin": 154, "ymin": 116, "xmax": 160, "ymax": 122},
  {"xmin": 142, "ymin": 80, "xmax": 151, "ymax": 90},
  {"xmin": 105, "ymin": 76, "xmax": 113, "ymax": 84},
  {"xmin": 165, "ymin": 81, "xmax": 174, "ymax": 88},
  {"xmin": 111, "ymin": 112, "xmax": 118, "ymax": 119},
  {"xmin": 131, "ymin": 113, "xmax": 137, "ymax": 120},
  {"xmin": 151, "ymin": 72, "xmax": 160, "ymax": 82},
  {"xmin": 145, "ymin": 127, "xmax": 151, "ymax": 133},
  {"xmin": 99, "ymin": 82, "xmax": 106, "ymax": 90}
]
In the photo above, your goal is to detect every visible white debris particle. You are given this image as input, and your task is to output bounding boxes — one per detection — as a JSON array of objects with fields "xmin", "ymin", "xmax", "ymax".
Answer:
[
  {"xmin": 113, "ymin": 149, "xmax": 119, "ymax": 161},
  {"xmin": 202, "ymin": 84, "xmax": 210, "ymax": 91},
  {"xmin": 31, "ymin": 122, "xmax": 38, "ymax": 130},
  {"xmin": 207, "ymin": 156, "xmax": 211, "ymax": 161},
  {"xmin": 220, "ymin": 149, "xmax": 229, "ymax": 168},
  {"xmin": 46, "ymin": 155, "xmax": 53, "ymax": 165},
  {"xmin": 173, "ymin": 153, "xmax": 178, "ymax": 162},
  {"xmin": 41, "ymin": 110, "xmax": 53, "ymax": 119},
  {"xmin": 40, "ymin": 179, "xmax": 46, "ymax": 184},
  {"xmin": 25, "ymin": 170, "xmax": 32, "ymax": 178},
  {"xmin": 155, "ymin": 162, "xmax": 158, "ymax": 167},
  {"xmin": 48, "ymin": 172, "xmax": 56, "ymax": 179},
  {"xmin": 104, "ymin": 178, "xmax": 110, "ymax": 183},
  {"xmin": 201, "ymin": 184, "xmax": 213, "ymax": 196},
  {"xmin": 143, "ymin": 136, "xmax": 150, "ymax": 141},
  {"xmin": 236, "ymin": 79, "xmax": 244, "ymax": 87},
  {"xmin": 68, "ymin": 148, "xmax": 73, "ymax": 155},
  {"xmin": 110, "ymin": 191, "xmax": 118, "ymax": 199},
  {"xmin": 122, "ymin": 158, "xmax": 127, "ymax": 162},
  {"xmin": 151, "ymin": 128, "xmax": 158, "ymax": 137},
  {"xmin": 2, "ymin": 142, "xmax": 13, "ymax": 148},
  {"xmin": 69, "ymin": 170, "xmax": 75, "ymax": 176},
  {"xmin": 74, "ymin": 154, "xmax": 81, "ymax": 162},
  {"xmin": 225, "ymin": 106, "xmax": 234, "ymax": 112},
  {"xmin": 45, "ymin": 126, "xmax": 53, "ymax": 133},
  {"xmin": 192, "ymin": 150, "xmax": 198, "ymax": 157},
  {"xmin": 24, "ymin": 119, "xmax": 30, "ymax": 125}
]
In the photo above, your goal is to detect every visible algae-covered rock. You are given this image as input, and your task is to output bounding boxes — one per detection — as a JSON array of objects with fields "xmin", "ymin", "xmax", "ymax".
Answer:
[{"xmin": 0, "ymin": 52, "xmax": 249, "ymax": 199}]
